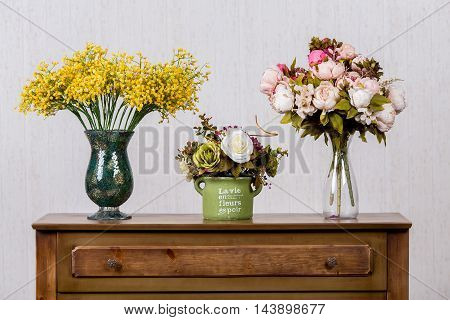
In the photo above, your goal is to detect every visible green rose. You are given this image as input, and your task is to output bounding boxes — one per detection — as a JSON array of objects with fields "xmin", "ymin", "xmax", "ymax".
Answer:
[{"xmin": 193, "ymin": 142, "xmax": 221, "ymax": 172}]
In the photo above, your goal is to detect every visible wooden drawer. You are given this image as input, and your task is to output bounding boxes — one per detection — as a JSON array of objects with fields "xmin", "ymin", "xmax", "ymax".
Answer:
[
  {"xmin": 57, "ymin": 231, "xmax": 387, "ymax": 292},
  {"xmin": 72, "ymin": 244, "xmax": 372, "ymax": 277}
]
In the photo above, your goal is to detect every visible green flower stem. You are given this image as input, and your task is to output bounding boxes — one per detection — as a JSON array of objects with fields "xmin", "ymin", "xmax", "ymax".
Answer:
[
  {"xmin": 111, "ymin": 100, "xmax": 126, "ymax": 130},
  {"xmin": 92, "ymin": 99, "xmax": 103, "ymax": 130},
  {"xmin": 118, "ymin": 106, "xmax": 130, "ymax": 130},
  {"xmin": 336, "ymin": 152, "xmax": 342, "ymax": 216},
  {"xmin": 124, "ymin": 107, "xmax": 135, "ymax": 130},
  {"xmin": 67, "ymin": 105, "xmax": 88, "ymax": 130},
  {"xmin": 65, "ymin": 95, "xmax": 156, "ymax": 131},
  {"xmin": 128, "ymin": 105, "xmax": 155, "ymax": 131},
  {"xmin": 102, "ymin": 94, "xmax": 108, "ymax": 128},
  {"xmin": 343, "ymin": 154, "xmax": 355, "ymax": 207},
  {"xmin": 78, "ymin": 104, "xmax": 96, "ymax": 129},
  {"xmin": 328, "ymin": 156, "xmax": 335, "ymax": 206},
  {"xmin": 108, "ymin": 93, "xmax": 120, "ymax": 130}
]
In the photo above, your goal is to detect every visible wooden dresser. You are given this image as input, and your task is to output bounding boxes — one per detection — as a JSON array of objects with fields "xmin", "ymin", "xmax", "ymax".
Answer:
[{"xmin": 32, "ymin": 213, "xmax": 411, "ymax": 300}]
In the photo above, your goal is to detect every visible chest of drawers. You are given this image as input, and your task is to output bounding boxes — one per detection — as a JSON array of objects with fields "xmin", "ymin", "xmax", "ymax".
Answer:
[{"xmin": 32, "ymin": 213, "xmax": 411, "ymax": 300}]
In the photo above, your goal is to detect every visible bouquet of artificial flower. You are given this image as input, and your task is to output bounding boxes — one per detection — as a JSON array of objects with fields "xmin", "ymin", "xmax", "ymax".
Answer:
[
  {"xmin": 260, "ymin": 36, "xmax": 406, "ymax": 147},
  {"xmin": 176, "ymin": 114, "xmax": 287, "ymax": 188},
  {"xmin": 259, "ymin": 36, "xmax": 407, "ymax": 218},
  {"xmin": 18, "ymin": 43, "xmax": 210, "ymax": 131}
]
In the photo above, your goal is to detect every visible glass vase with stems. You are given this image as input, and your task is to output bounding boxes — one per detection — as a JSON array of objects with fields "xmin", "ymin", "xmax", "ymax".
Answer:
[{"xmin": 323, "ymin": 132, "xmax": 359, "ymax": 219}]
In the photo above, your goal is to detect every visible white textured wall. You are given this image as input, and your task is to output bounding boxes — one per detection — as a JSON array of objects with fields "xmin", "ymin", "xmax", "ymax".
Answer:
[{"xmin": 0, "ymin": 0, "xmax": 449, "ymax": 299}]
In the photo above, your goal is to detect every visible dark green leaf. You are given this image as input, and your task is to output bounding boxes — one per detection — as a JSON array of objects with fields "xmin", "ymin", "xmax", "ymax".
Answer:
[
  {"xmin": 347, "ymin": 107, "xmax": 359, "ymax": 119},
  {"xmin": 359, "ymin": 131, "xmax": 367, "ymax": 143},
  {"xmin": 339, "ymin": 90, "xmax": 350, "ymax": 99},
  {"xmin": 331, "ymin": 136, "xmax": 341, "ymax": 149},
  {"xmin": 280, "ymin": 112, "xmax": 292, "ymax": 124},
  {"xmin": 329, "ymin": 113, "xmax": 343, "ymax": 134},
  {"xmin": 370, "ymin": 93, "xmax": 390, "ymax": 106},
  {"xmin": 368, "ymin": 104, "xmax": 384, "ymax": 113},
  {"xmin": 314, "ymin": 132, "xmax": 323, "ymax": 140},
  {"xmin": 295, "ymin": 74, "xmax": 304, "ymax": 85},
  {"xmin": 375, "ymin": 129, "xmax": 386, "ymax": 144},
  {"xmin": 320, "ymin": 111, "xmax": 329, "ymax": 126},
  {"xmin": 334, "ymin": 99, "xmax": 351, "ymax": 111},
  {"xmin": 291, "ymin": 112, "xmax": 302, "ymax": 129},
  {"xmin": 290, "ymin": 57, "xmax": 297, "ymax": 71},
  {"xmin": 301, "ymin": 128, "xmax": 311, "ymax": 138}
]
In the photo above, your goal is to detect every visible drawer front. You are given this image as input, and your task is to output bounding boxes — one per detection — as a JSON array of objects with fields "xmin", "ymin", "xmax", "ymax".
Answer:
[
  {"xmin": 58, "ymin": 231, "xmax": 386, "ymax": 292},
  {"xmin": 72, "ymin": 244, "xmax": 372, "ymax": 277}
]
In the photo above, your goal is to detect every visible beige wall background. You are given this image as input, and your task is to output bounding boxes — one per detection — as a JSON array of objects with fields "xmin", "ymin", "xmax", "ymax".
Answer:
[{"xmin": 0, "ymin": 0, "xmax": 449, "ymax": 299}]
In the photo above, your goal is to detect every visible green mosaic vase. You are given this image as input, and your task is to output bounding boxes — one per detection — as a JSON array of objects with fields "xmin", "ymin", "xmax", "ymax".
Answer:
[
  {"xmin": 85, "ymin": 130, "xmax": 134, "ymax": 220},
  {"xmin": 194, "ymin": 177, "xmax": 262, "ymax": 221}
]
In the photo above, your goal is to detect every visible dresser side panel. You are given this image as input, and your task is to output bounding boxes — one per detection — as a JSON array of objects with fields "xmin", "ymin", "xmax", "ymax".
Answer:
[{"xmin": 36, "ymin": 231, "xmax": 57, "ymax": 300}]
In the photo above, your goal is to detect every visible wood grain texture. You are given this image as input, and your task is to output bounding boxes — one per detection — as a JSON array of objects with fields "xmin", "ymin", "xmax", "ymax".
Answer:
[
  {"xmin": 387, "ymin": 230, "xmax": 409, "ymax": 299},
  {"xmin": 57, "ymin": 231, "xmax": 387, "ymax": 292},
  {"xmin": 71, "ymin": 244, "xmax": 372, "ymax": 277},
  {"xmin": 35, "ymin": 231, "xmax": 57, "ymax": 300},
  {"xmin": 57, "ymin": 291, "xmax": 386, "ymax": 300},
  {"xmin": 33, "ymin": 213, "xmax": 412, "ymax": 231}
]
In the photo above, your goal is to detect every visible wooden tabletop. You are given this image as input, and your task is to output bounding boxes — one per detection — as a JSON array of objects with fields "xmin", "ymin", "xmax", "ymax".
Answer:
[{"xmin": 32, "ymin": 213, "xmax": 411, "ymax": 231}]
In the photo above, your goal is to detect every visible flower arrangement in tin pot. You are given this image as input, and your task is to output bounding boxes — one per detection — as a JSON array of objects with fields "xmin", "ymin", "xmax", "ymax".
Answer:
[
  {"xmin": 18, "ymin": 43, "xmax": 209, "ymax": 220},
  {"xmin": 260, "ymin": 37, "xmax": 407, "ymax": 219},
  {"xmin": 176, "ymin": 114, "xmax": 287, "ymax": 220}
]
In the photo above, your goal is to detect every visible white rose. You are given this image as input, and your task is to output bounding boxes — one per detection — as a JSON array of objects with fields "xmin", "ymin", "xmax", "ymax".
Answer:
[
  {"xmin": 312, "ymin": 81, "xmax": 340, "ymax": 111},
  {"xmin": 375, "ymin": 103, "xmax": 396, "ymax": 132},
  {"xmin": 269, "ymin": 82, "xmax": 295, "ymax": 113},
  {"xmin": 294, "ymin": 84, "xmax": 316, "ymax": 119},
  {"xmin": 221, "ymin": 129, "xmax": 254, "ymax": 164},
  {"xmin": 388, "ymin": 84, "xmax": 406, "ymax": 114},
  {"xmin": 349, "ymin": 87, "xmax": 374, "ymax": 110}
]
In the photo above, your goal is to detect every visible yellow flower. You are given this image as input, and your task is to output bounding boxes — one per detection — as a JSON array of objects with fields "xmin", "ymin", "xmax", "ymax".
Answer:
[{"xmin": 18, "ymin": 43, "xmax": 210, "ymax": 129}]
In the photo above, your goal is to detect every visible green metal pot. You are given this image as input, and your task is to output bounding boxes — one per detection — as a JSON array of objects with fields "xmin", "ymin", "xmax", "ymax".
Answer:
[{"xmin": 194, "ymin": 177, "xmax": 262, "ymax": 220}]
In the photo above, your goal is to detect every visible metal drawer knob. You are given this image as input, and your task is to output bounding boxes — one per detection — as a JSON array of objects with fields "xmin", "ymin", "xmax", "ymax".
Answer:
[
  {"xmin": 106, "ymin": 258, "xmax": 122, "ymax": 271},
  {"xmin": 325, "ymin": 256, "xmax": 337, "ymax": 269}
]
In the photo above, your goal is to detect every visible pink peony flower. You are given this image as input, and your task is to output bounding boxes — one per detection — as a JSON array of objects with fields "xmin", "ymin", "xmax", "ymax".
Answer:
[
  {"xmin": 312, "ymin": 60, "xmax": 345, "ymax": 80},
  {"xmin": 388, "ymin": 84, "xmax": 407, "ymax": 114},
  {"xmin": 336, "ymin": 71, "xmax": 361, "ymax": 89},
  {"xmin": 375, "ymin": 103, "xmax": 396, "ymax": 132},
  {"xmin": 269, "ymin": 81, "xmax": 295, "ymax": 113},
  {"xmin": 336, "ymin": 43, "xmax": 357, "ymax": 60},
  {"xmin": 349, "ymin": 87, "xmax": 374, "ymax": 110},
  {"xmin": 308, "ymin": 50, "xmax": 327, "ymax": 66},
  {"xmin": 359, "ymin": 77, "xmax": 380, "ymax": 95},
  {"xmin": 260, "ymin": 66, "xmax": 282, "ymax": 95},
  {"xmin": 312, "ymin": 81, "xmax": 340, "ymax": 111}
]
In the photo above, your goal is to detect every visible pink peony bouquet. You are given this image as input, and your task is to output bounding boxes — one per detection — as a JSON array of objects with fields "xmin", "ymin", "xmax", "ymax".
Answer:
[{"xmin": 260, "ymin": 36, "xmax": 406, "ymax": 148}]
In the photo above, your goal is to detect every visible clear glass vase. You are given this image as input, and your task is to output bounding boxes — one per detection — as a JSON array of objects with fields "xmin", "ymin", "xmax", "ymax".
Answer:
[{"xmin": 323, "ymin": 135, "xmax": 359, "ymax": 219}]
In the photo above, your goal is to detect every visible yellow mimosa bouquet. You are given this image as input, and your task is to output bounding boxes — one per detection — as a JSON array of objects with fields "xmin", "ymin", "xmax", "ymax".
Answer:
[{"xmin": 18, "ymin": 43, "xmax": 210, "ymax": 131}]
